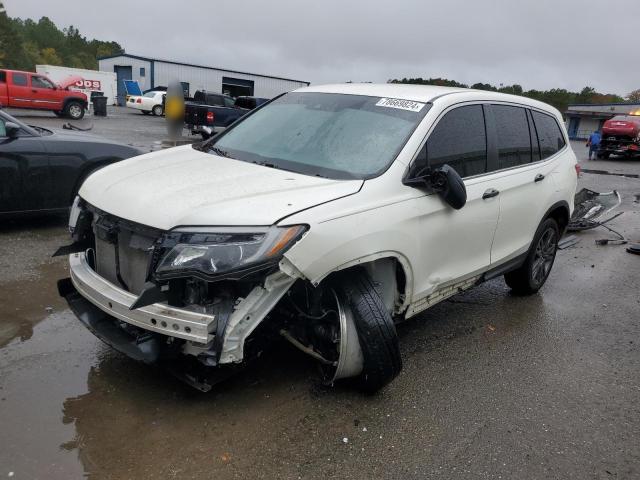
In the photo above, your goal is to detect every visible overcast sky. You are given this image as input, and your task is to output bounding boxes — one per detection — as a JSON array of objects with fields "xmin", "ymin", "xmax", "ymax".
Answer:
[{"xmin": 5, "ymin": 0, "xmax": 638, "ymax": 96}]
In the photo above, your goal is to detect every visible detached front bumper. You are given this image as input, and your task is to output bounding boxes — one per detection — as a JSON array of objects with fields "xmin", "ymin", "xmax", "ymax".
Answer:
[{"xmin": 67, "ymin": 252, "xmax": 216, "ymax": 344}]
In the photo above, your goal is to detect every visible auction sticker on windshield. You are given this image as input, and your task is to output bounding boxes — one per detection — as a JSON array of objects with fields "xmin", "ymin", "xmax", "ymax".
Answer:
[{"xmin": 375, "ymin": 98, "xmax": 425, "ymax": 112}]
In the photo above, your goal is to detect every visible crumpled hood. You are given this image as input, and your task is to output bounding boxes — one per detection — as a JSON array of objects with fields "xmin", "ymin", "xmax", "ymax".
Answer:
[
  {"xmin": 58, "ymin": 75, "xmax": 83, "ymax": 90},
  {"xmin": 79, "ymin": 145, "xmax": 363, "ymax": 230}
]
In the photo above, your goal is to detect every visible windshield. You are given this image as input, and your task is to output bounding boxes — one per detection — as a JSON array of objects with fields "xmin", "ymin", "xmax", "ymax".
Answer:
[{"xmin": 208, "ymin": 92, "xmax": 431, "ymax": 179}]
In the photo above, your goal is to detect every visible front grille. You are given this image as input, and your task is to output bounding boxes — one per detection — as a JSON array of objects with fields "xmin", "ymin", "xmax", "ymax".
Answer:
[{"xmin": 91, "ymin": 211, "xmax": 161, "ymax": 296}]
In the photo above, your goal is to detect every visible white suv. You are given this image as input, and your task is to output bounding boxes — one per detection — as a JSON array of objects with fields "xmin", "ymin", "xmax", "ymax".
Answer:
[{"xmin": 59, "ymin": 83, "xmax": 578, "ymax": 392}]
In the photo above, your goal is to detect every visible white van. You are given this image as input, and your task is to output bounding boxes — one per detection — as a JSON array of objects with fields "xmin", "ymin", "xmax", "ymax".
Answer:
[{"xmin": 59, "ymin": 83, "xmax": 578, "ymax": 392}]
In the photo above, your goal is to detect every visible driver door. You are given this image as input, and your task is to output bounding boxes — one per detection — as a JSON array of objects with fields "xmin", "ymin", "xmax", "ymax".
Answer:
[
  {"xmin": 0, "ymin": 116, "xmax": 49, "ymax": 213},
  {"xmin": 30, "ymin": 74, "xmax": 63, "ymax": 111},
  {"xmin": 407, "ymin": 104, "xmax": 500, "ymax": 309}
]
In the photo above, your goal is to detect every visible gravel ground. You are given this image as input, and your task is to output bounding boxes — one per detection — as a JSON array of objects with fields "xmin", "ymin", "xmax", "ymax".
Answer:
[{"xmin": 0, "ymin": 114, "xmax": 639, "ymax": 480}]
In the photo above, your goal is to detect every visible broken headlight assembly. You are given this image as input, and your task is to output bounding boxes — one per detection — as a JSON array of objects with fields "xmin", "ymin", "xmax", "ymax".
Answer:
[{"xmin": 154, "ymin": 225, "xmax": 307, "ymax": 280}]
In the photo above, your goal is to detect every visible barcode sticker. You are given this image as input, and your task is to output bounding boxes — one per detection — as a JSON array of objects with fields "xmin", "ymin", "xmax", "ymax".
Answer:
[{"xmin": 375, "ymin": 98, "xmax": 425, "ymax": 112}]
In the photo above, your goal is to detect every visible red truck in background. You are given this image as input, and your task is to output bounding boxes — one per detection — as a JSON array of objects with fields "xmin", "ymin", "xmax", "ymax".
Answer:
[
  {"xmin": 0, "ymin": 69, "xmax": 88, "ymax": 120},
  {"xmin": 598, "ymin": 115, "xmax": 640, "ymax": 159}
]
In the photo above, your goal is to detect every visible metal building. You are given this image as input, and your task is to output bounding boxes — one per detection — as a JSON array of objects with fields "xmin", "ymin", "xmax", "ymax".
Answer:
[
  {"xmin": 565, "ymin": 103, "xmax": 640, "ymax": 140},
  {"xmin": 98, "ymin": 53, "xmax": 310, "ymax": 106}
]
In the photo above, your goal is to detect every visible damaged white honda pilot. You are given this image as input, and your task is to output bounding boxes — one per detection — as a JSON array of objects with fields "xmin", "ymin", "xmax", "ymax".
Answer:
[{"xmin": 58, "ymin": 84, "xmax": 578, "ymax": 392}]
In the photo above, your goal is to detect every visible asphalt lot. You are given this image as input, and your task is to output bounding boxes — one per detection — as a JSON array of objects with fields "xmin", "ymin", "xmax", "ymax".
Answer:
[{"xmin": 1, "ymin": 109, "xmax": 639, "ymax": 479}]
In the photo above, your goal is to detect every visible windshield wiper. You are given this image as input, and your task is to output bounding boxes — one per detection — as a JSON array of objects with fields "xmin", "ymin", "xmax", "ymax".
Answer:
[{"xmin": 209, "ymin": 146, "xmax": 233, "ymax": 158}]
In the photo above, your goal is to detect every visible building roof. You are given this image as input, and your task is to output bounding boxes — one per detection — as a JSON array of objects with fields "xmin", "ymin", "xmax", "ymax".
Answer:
[{"xmin": 97, "ymin": 53, "xmax": 310, "ymax": 85}]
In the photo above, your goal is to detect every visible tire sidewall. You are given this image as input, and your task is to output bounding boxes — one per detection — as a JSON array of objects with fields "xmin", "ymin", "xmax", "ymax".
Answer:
[
  {"xmin": 66, "ymin": 101, "xmax": 84, "ymax": 120},
  {"xmin": 152, "ymin": 105, "xmax": 163, "ymax": 116},
  {"xmin": 524, "ymin": 218, "xmax": 559, "ymax": 291}
]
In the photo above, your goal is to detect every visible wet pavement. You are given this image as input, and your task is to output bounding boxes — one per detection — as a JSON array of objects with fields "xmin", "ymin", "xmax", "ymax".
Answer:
[{"xmin": 1, "ymin": 135, "xmax": 639, "ymax": 479}]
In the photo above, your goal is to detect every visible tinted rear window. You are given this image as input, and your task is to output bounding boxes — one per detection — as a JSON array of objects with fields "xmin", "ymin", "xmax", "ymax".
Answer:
[
  {"xmin": 531, "ymin": 110, "xmax": 565, "ymax": 159},
  {"xmin": 427, "ymin": 105, "xmax": 487, "ymax": 177},
  {"xmin": 12, "ymin": 73, "xmax": 27, "ymax": 86},
  {"xmin": 0, "ymin": 71, "xmax": 5, "ymax": 83},
  {"xmin": 493, "ymin": 105, "xmax": 532, "ymax": 170}
]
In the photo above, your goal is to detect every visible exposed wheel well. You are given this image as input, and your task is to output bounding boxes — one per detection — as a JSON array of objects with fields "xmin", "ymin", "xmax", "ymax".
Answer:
[
  {"xmin": 322, "ymin": 257, "xmax": 409, "ymax": 318},
  {"xmin": 63, "ymin": 97, "xmax": 88, "ymax": 110}
]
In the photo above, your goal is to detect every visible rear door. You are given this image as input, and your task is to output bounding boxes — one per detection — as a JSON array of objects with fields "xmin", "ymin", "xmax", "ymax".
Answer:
[
  {"xmin": 486, "ymin": 105, "xmax": 564, "ymax": 265},
  {"xmin": 7, "ymin": 72, "xmax": 32, "ymax": 108},
  {"xmin": 30, "ymin": 74, "xmax": 63, "ymax": 110}
]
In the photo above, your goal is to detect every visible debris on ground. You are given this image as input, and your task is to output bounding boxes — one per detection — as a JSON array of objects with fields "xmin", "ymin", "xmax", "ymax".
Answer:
[
  {"xmin": 627, "ymin": 243, "xmax": 640, "ymax": 256},
  {"xmin": 558, "ymin": 235, "xmax": 580, "ymax": 250},
  {"xmin": 568, "ymin": 189, "xmax": 632, "ymax": 246},
  {"xmin": 568, "ymin": 189, "xmax": 622, "ymax": 232}
]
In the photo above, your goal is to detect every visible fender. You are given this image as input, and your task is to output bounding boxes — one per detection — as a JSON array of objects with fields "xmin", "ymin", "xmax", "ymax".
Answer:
[{"xmin": 63, "ymin": 96, "xmax": 88, "ymax": 110}]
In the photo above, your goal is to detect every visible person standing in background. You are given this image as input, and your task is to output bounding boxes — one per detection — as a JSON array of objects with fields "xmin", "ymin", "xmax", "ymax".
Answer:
[
  {"xmin": 586, "ymin": 130, "xmax": 601, "ymax": 160},
  {"xmin": 165, "ymin": 80, "xmax": 185, "ymax": 140}
]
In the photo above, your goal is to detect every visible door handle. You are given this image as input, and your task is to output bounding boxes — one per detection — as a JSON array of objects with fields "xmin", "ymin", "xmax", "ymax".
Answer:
[
  {"xmin": 482, "ymin": 188, "xmax": 500, "ymax": 200},
  {"xmin": 31, "ymin": 89, "xmax": 38, "ymax": 93},
  {"xmin": 534, "ymin": 173, "xmax": 545, "ymax": 182}
]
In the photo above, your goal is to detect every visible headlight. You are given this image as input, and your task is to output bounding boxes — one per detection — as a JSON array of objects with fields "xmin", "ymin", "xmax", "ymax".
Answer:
[{"xmin": 155, "ymin": 225, "xmax": 307, "ymax": 279}]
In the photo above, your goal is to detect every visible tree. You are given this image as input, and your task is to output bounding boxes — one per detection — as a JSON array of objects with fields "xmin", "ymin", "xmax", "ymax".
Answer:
[
  {"xmin": 628, "ymin": 89, "xmax": 640, "ymax": 103},
  {"xmin": 0, "ymin": 11, "xmax": 123, "ymax": 70}
]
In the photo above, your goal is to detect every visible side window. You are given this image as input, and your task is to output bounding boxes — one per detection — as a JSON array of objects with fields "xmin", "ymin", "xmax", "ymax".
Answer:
[
  {"xmin": 427, "ymin": 105, "xmax": 487, "ymax": 177},
  {"xmin": 0, "ymin": 71, "xmax": 6, "ymax": 83},
  {"xmin": 492, "ymin": 105, "xmax": 531, "ymax": 170},
  {"xmin": 12, "ymin": 73, "xmax": 27, "ymax": 86},
  {"xmin": 31, "ymin": 76, "xmax": 55, "ymax": 89},
  {"xmin": 224, "ymin": 97, "xmax": 235, "ymax": 108},
  {"xmin": 531, "ymin": 110, "xmax": 566, "ymax": 159},
  {"xmin": 0, "ymin": 118, "xmax": 6, "ymax": 137}
]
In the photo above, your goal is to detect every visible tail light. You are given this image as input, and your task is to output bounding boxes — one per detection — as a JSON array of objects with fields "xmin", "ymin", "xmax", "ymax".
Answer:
[
  {"xmin": 575, "ymin": 163, "xmax": 581, "ymax": 176},
  {"xmin": 136, "ymin": 98, "xmax": 142, "ymax": 104},
  {"xmin": 206, "ymin": 111, "xmax": 215, "ymax": 124}
]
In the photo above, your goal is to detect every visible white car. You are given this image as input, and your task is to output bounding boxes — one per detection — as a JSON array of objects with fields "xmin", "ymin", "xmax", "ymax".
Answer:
[
  {"xmin": 59, "ymin": 83, "xmax": 578, "ymax": 393},
  {"xmin": 126, "ymin": 90, "xmax": 165, "ymax": 116}
]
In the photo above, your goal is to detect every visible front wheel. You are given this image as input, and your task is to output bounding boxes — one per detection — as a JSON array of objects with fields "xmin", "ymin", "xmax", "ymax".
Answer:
[
  {"xmin": 505, "ymin": 218, "xmax": 559, "ymax": 295},
  {"xmin": 324, "ymin": 269, "xmax": 402, "ymax": 393},
  {"xmin": 64, "ymin": 101, "xmax": 85, "ymax": 120}
]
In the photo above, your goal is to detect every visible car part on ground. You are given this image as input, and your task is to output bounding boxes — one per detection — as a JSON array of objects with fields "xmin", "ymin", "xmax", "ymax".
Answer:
[{"xmin": 568, "ymin": 189, "xmax": 622, "ymax": 231}]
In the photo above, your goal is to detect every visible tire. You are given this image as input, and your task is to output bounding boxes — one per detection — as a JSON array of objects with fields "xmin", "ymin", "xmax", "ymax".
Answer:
[
  {"xmin": 504, "ymin": 218, "xmax": 559, "ymax": 295},
  {"xmin": 152, "ymin": 104, "xmax": 164, "ymax": 116},
  {"xmin": 332, "ymin": 268, "xmax": 402, "ymax": 393},
  {"xmin": 64, "ymin": 101, "xmax": 85, "ymax": 120},
  {"xmin": 141, "ymin": 110, "xmax": 151, "ymax": 115}
]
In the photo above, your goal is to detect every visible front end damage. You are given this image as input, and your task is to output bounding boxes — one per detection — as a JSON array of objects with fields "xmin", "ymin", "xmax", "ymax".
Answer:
[
  {"xmin": 57, "ymin": 199, "xmax": 310, "ymax": 390},
  {"xmin": 57, "ymin": 199, "xmax": 366, "ymax": 391}
]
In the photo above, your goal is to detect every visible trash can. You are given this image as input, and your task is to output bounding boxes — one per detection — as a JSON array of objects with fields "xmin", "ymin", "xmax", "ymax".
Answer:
[{"xmin": 92, "ymin": 95, "xmax": 108, "ymax": 117}]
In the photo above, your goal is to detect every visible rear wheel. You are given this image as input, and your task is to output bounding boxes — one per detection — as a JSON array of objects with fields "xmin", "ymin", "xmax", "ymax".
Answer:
[
  {"xmin": 152, "ymin": 104, "xmax": 164, "ymax": 116},
  {"xmin": 64, "ymin": 101, "xmax": 85, "ymax": 120},
  {"xmin": 505, "ymin": 218, "xmax": 559, "ymax": 295}
]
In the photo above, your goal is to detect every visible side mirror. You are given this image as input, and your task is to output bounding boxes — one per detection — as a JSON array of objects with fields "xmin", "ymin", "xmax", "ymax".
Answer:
[
  {"xmin": 405, "ymin": 164, "xmax": 467, "ymax": 209},
  {"xmin": 428, "ymin": 165, "xmax": 467, "ymax": 210},
  {"xmin": 5, "ymin": 122, "xmax": 20, "ymax": 138}
]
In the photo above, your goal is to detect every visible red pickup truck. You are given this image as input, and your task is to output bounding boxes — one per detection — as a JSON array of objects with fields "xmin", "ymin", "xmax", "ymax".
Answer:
[{"xmin": 0, "ymin": 69, "xmax": 88, "ymax": 119}]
